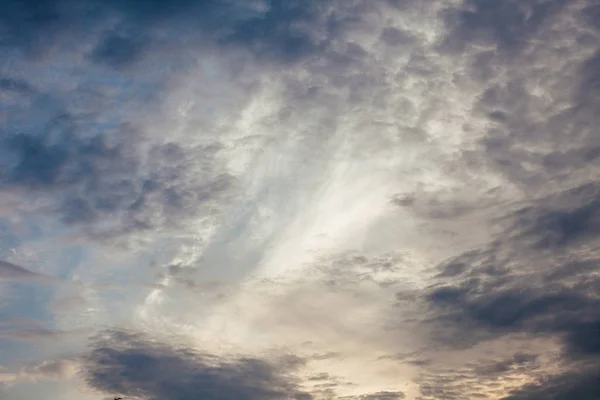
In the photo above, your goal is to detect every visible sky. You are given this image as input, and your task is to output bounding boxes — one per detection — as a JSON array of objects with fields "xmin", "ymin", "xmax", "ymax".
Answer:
[{"xmin": 0, "ymin": 0, "xmax": 599, "ymax": 399}]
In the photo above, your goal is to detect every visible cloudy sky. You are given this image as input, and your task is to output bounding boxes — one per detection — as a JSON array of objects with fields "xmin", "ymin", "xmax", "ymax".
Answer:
[{"xmin": 0, "ymin": 0, "xmax": 599, "ymax": 399}]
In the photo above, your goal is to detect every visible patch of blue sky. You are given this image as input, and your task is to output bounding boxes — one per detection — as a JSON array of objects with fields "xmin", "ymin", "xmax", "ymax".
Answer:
[
  {"xmin": 0, "ymin": 220, "xmax": 22, "ymax": 255},
  {"xmin": 0, "ymin": 282, "xmax": 55, "ymax": 363},
  {"xmin": 0, "ymin": 220, "xmax": 82, "ymax": 357}
]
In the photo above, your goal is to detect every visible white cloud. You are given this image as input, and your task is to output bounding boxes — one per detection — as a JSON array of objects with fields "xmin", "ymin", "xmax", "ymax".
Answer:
[{"xmin": 0, "ymin": 359, "xmax": 79, "ymax": 385}]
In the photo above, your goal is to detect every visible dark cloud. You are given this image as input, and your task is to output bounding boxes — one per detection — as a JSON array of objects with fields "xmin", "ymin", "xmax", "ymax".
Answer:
[
  {"xmin": 435, "ymin": 0, "xmax": 600, "ymax": 198},
  {"xmin": 515, "ymin": 183, "xmax": 600, "ymax": 249},
  {"xmin": 0, "ymin": 0, "xmax": 344, "ymax": 63},
  {"xmin": 0, "ymin": 113, "xmax": 235, "ymax": 242},
  {"xmin": 473, "ymin": 353, "xmax": 539, "ymax": 376},
  {"xmin": 421, "ymin": 182, "xmax": 600, "ymax": 397},
  {"xmin": 416, "ymin": 9, "xmax": 600, "ymax": 398},
  {"xmin": 83, "ymin": 330, "xmax": 301, "ymax": 400},
  {"xmin": 434, "ymin": 261, "xmax": 467, "ymax": 278},
  {"xmin": 501, "ymin": 365, "xmax": 600, "ymax": 400},
  {"xmin": 428, "ymin": 283, "xmax": 595, "ymax": 337},
  {"xmin": 0, "ymin": 0, "xmax": 64, "ymax": 58},
  {"xmin": 3, "ymin": 126, "xmax": 130, "ymax": 189}
]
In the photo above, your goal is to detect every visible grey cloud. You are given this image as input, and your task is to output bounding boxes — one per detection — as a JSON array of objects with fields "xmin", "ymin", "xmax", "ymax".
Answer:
[
  {"xmin": 414, "ymin": 3, "xmax": 600, "ymax": 383},
  {"xmin": 0, "ymin": 0, "xmax": 344, "ymax": 64},
  {"xmin": 380, "ymin": 27, "xmax": 416, "ymax": 47},
  {"xmin": 379, "ymin": 352, "xmax": 431, "ymax": 367},
  {"xmin": 415, "ymin": 355, "xmax": 543, "ymax": 400},
  {"xmin": 475, "ymin": 86, "xmax": 600, "ymax": 191},
  {"xmin": 427, "ymin": 283, "xmax": 594, "ymax": 338},
  {"xmin": 514, "ymin": 183, "xmax": 600, "ymax": 249},
  {"xmin": 83, "ymin": 330, "xmax": 302, "ymax": 400},
  {"xmin": 218, "ymin": 0, "xmax": 332, "ymax": 62},
  {"xmin": 0, "ymin": 77, "xmax": 33, "ymax": 94},
  {"xmin": 501, "ymin": 365, "xmax": 600, "ymax": 400},
  {"xmin": 419, "ymin": 182, "xmax": 600, "ymax": 397},
  {"xmin": 434, "ymin": 261, "xmax": 467, "ymax": 278},
  {"xmin": 358, "ymin": 391, "xmax": 405, "ymax": 400},
  {"xmin": 3, "ymin": 126, "xmax": 132, "ymax": 189},
  {"xmin": 90, "ymin": 33, "xmax": 147, "ymax": 69},
  {"xmin": 1, "ymin": 115, "xmax": 235, "ymax": 242},
  {"xmin": 0, "ymin": 318, "xmax": 43, "ymax": 328},
  {"xmin": 412, "ymin": 350, "xmax": 545, "ymax": 400},
  {"xmin": 473, "ymin": 353, "xmax": 539, "ymax": 376},
  {"xmin": 578, "ymin": 50, "xmax": 600, "ymax": 115},
  {"xmin": 0, "ymin": 260, "xmax": 56, "ymax": 284},
  {"xmin": 0, "ymin": 0, "xmax": 64, "ymax": 58},
  {"xmin": 434, "ymin": 0, "xmax": 600, "ymax": 197},
  {"xmin": 308, "ymin": 373, "xmax": 332, "ymax": 381},
  {"xmin": 309, "ymin": 352, "xmax": 343, "ymax": 361},
  {"xmin": 0, "ymin": 0, "xmax": 379, "ymax": 247},
  {"xmin": 2, "ymin": 1, "xmax": 599, "ymax": 400},
  {"xmin": 0, "ymin": 327, "xmax": 86, "ymax": 342},
  {"xmin": 341, "ymin": 391, "xmax": 405, "ymax": 400},
  {"xmin": 441, "ymin": 0, "xmax": 568, "ymax": 52}
]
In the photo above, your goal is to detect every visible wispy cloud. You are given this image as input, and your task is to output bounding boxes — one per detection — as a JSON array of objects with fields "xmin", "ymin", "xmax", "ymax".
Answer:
[{"xmin": 0, "ymin": 260, "xmax": 57, "ymax": 284}]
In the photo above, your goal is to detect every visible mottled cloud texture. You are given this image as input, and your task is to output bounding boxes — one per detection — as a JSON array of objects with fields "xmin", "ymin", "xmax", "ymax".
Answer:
[{"xmin": 1, "ymin": 0, "xmax": 599, "ymax": 399}]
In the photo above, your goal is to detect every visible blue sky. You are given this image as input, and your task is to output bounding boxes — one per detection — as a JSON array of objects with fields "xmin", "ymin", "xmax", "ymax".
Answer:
[{"xmin": 1, "ymin": 0, "xmax": 600, "ymax": 399}]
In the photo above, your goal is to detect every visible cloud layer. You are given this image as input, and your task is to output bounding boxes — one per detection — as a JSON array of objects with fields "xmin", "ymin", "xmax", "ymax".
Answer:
[{"xmin": 0, "ymin": 0, "xmax": 599, "ymax": 399}]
